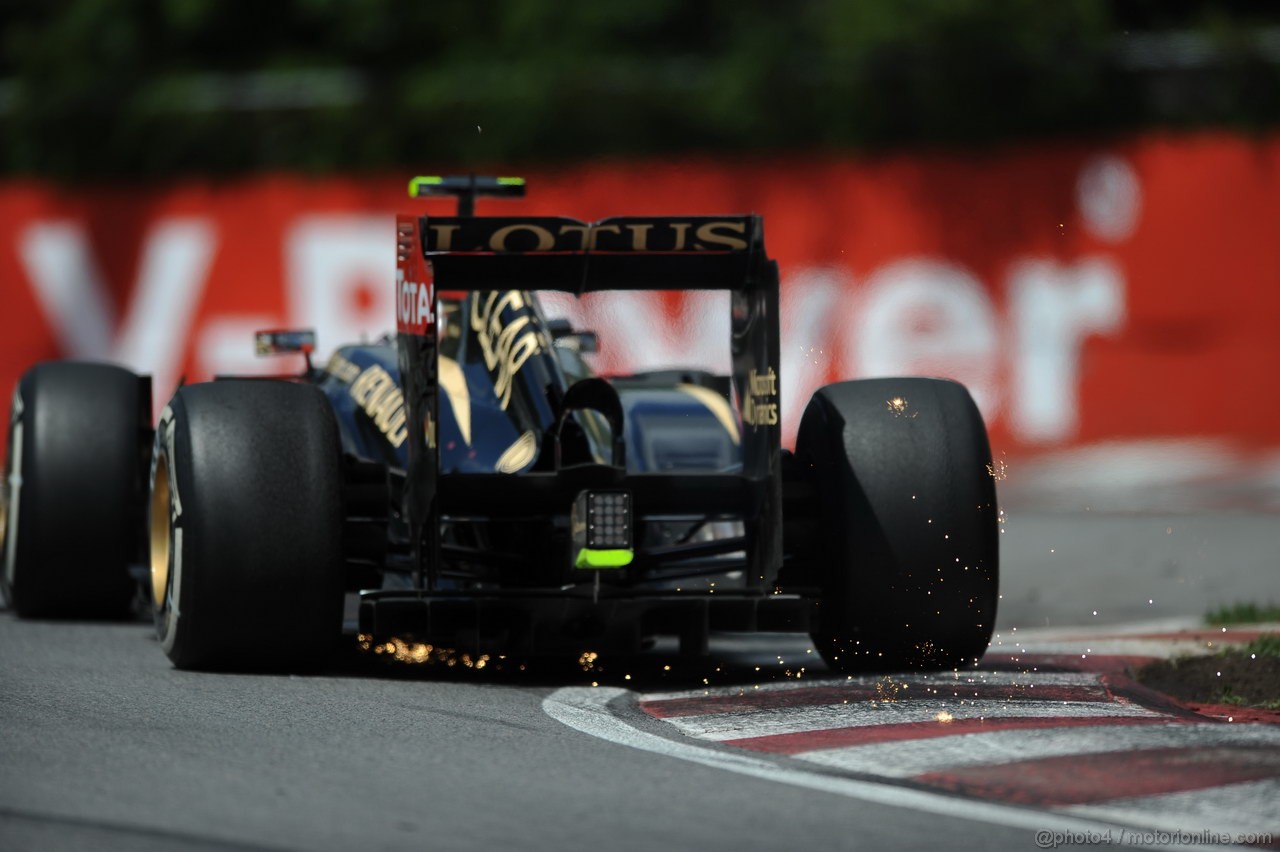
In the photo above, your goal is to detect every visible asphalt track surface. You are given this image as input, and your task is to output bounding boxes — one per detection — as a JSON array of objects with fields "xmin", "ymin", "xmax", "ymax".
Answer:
[
  {"xmin": 997, "ymin": 511, "xmax": 1279, "ymax": 630},
  {"xmin": 2, "ymin": 511, "xmax": 1277, "ymax": 852}
]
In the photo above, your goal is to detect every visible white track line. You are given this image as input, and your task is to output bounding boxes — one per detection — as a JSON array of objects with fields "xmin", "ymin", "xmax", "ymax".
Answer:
[
  {"xmin": 1002, "ymin": 641, "xmax": 1236, "ymax": 657},
  {"xmin": 543, "ymin": 687, "xmax": 1242, "ymax": 851},
  {"xmin": 639, "ymin": 671, "xmax": 1100, "ymax": 702},
  {"xmin": 664, "ymin": 699, "xmax": 1163, "ymax": 741},
  {"xmin": 797, "ymin": 723, "xmax": 1280, "ymax": 778}
]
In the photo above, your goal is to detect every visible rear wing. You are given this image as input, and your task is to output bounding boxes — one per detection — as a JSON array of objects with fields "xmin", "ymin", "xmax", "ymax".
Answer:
[{"xmin": 412, "ymin": 215, "xmax": 769, "ymax": 293}]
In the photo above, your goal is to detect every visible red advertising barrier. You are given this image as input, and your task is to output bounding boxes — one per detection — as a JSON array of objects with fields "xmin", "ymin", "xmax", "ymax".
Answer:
[{"xmin": 2, "ymin": 132, "xmax": 1279, "ymax": 457}]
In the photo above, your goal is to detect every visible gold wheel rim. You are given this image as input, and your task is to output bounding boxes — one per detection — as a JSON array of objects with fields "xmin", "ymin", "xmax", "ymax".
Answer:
[
  {"xmin": 149, "ymin": 455, "xmax": 171, "ymax": 608},
  {"xmin": 0, "ymin": 442, "xmax": 10, "ymax": 566},
  {"xmin": 0, "ymin": 489, "xmax": 8, "ymax": 560}
]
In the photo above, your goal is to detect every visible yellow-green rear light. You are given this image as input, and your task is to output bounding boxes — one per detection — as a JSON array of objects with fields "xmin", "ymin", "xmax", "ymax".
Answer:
[
  {"xmin": 571, "ymin": 490, "xmax": 634, "ymax": 571},
  {"xmin": 575, "ymin": 548, "xmax": 634, "ymax": 569}
]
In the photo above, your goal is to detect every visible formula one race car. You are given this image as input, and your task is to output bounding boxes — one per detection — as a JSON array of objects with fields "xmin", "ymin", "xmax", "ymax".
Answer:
[{"xmin": 1, "ymin": 176, "xmax": 999, "ymax": 673}]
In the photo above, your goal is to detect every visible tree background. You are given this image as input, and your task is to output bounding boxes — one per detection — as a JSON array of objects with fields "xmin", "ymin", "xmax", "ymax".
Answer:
[{"xmin": 3, "ymin": 0, "xmax": 1278, "ymax": 181}]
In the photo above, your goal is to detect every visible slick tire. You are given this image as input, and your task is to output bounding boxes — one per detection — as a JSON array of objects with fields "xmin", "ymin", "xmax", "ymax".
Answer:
[
  {"xmin": 795, "ymin": 378, "xmax": 999, "ymax": 672},
  {"xmin": 150, "ymin": 380, "xmax": 344, "ymax": 671},
  {"xmin": 2, "ymin": 362, "xmax": 147, "ymax": 619}
]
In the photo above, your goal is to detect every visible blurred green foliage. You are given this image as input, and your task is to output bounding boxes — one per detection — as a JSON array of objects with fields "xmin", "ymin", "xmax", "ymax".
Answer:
[
  {"xmin": 1206, "ymin": 602, "xmax": 1280, "ymax": 626},
  {"xmin": 2, "ymin": 0, "xmax": 1278, "ymax": 180}
]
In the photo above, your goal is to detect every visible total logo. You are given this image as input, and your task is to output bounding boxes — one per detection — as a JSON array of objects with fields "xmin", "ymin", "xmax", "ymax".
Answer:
[{"xmin": 396, "ymin": 265, "xmax": 435, "ymax": 336}]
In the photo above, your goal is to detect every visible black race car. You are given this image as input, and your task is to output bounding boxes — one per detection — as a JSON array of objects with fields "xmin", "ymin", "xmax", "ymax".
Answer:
[{"xmin": 1, "ymin": 176, "xmax": 999, "ymax": 672}]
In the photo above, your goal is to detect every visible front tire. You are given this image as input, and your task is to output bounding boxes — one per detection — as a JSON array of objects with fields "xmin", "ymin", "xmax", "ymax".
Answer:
[
  {"xmin": 151, "ymin": 380, "xmax": 345, "ymax": 671},
  {"xmin": 2, "ymin": 362, "xmax": 147, "ymax": 618},
  {"xmin": 795, "ymin": 378, "xmax": 998, "ymax": 672}
]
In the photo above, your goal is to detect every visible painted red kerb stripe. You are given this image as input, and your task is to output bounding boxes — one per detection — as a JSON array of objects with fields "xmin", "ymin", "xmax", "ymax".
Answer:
[
  {"xmin": 982, "ymin": 654, "xmax": 1156, "ymax": 674},
  {"xmin": 914, "ymin": 745, "xmax": 1280, "ymax": 806}
]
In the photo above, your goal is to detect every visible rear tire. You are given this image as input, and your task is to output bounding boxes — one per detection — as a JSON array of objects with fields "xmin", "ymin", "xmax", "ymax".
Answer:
[
  {"xmin": 2, "ymin": 362, "xmax": 146, "ymax": 618},
  {"xmin": 795, "ymin": 378, "xmax": 998, "ymax": 672},
  {"xmin": 150, "ymin": 380, "xmax": 345, "ymax": 671}
]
